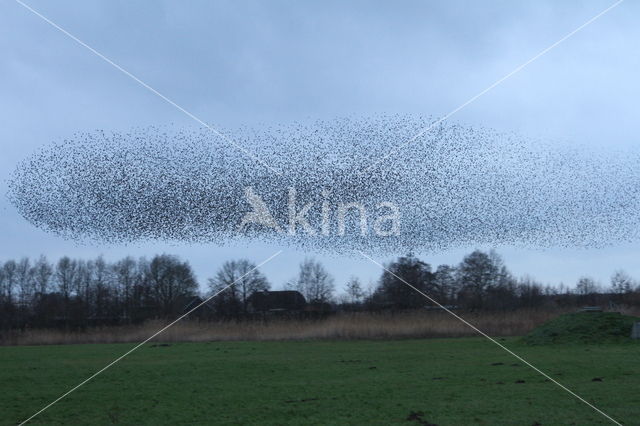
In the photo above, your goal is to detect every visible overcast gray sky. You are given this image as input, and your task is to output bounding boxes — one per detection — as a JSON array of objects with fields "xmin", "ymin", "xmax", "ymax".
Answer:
[{"xmin": 1, "ymin": 0, "xmax": 639, "ymax": 292}]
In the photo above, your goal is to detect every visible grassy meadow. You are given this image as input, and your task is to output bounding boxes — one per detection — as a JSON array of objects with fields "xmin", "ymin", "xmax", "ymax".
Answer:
[{"xmin": 2, "ymin": 337, "xmax": 639, "ymax": 425}]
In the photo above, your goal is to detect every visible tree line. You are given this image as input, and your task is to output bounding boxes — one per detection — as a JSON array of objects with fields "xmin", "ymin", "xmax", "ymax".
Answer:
[
  {"xmin": 362, "ymin": 251, "xmax": 639, "ymax": 311},
  {"xmin": 0, "ymin": 250, "xmax": 639, "ymax": 329}
]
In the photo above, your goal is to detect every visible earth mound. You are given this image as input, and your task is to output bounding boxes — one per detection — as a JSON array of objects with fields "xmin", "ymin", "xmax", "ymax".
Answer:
[{"xmin": 523, "ymin": 312, "xmax": 639, "ymax": 345}]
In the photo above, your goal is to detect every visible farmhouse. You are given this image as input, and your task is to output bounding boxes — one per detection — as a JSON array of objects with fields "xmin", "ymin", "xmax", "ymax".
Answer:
[{"xmin": 247, "ymin": 290, "xmax": 306, "ymax": 313}]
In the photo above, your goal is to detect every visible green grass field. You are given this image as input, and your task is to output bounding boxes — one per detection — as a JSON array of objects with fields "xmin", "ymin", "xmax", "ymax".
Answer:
[{"xmin": 1, "ymin": 338, "xmax": 638, "ymax": 425}]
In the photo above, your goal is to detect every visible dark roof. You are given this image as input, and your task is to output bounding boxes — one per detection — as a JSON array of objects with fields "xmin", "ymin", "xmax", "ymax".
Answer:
[{"xmin": 247, "ymin": 290, "xmax": 306, "ymax": 312}]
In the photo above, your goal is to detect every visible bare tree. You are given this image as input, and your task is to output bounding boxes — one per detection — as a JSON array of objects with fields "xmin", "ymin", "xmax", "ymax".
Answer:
[
  {"xmin": 113, "ymin": 256, "xmax": 136, "ymax": 320},
  {"xmin": 611, "ymin": 270, "xmax": 634, "ymax": 294},
  {"xmin": 372, "ymin": 254, "xmax": 432, "ymax": 309},
  {"xmin": 91, "ymin": 256, "xmax": 113, "ymax": 318},
  {"xmin": 133, "ymin": 257, "xmax": 154, "ymax": 313},
  {"xmin": 294, "ymin": 258, "xmax": 335, "ymax": 304},
  {"xmin": 208, "ymin": 259, "xmax": 270, "ymax": 314},
  {"xmin": 73, "ymin": 260, "xmax": 92, "ymax": 307},
  {"xmin": 456, "ymin": 250, "xmax": 501, "ymax": 308},
  {"xmin": 1, "ymin": 260, "xmax": 17, "ymax": 301},
  {"xmin": 0, "ymin": 267, "xmax": 5, "ymax": 301},
  {"xmin": 31, "ymin": 256, "xmax": 53, "ymax": 296},
  {"xmin": 345, "ymin": 276, "xmax": 364, "ymax": 304},
  {"xmin": 576, "ymin": 276, "xmax": 599, "ymax": 295},
  {"xmin": 147, "ymin": 254, "xmax": 198, "ymax": 316},
  {"xmin": 15, "ymin": 258, "xmax": 34, "ymax": 305},
  {"xmin": 55, "ymin": 257, "xmax": 78, "ymax": 300},
  {"xmin": 433, "ymin": 264, "xmax": 457, "ymax": 303}
]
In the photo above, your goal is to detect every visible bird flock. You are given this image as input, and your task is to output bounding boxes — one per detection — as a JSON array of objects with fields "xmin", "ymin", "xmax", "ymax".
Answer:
[{"xmin": 7, "ymin": 116, "xmax": 640, "ymax": 254}]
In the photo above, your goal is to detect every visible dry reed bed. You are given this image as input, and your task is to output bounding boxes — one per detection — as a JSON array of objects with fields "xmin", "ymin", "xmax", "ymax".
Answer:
[{"xmin": 0, "ymin": 308, "xmax": 581, "ymax": 346}]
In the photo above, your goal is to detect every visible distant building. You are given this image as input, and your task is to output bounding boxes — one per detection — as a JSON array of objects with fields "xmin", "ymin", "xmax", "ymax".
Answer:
[{"xmin": 247, "ymin": 290, "xmax": 306, "ymax": 313}]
